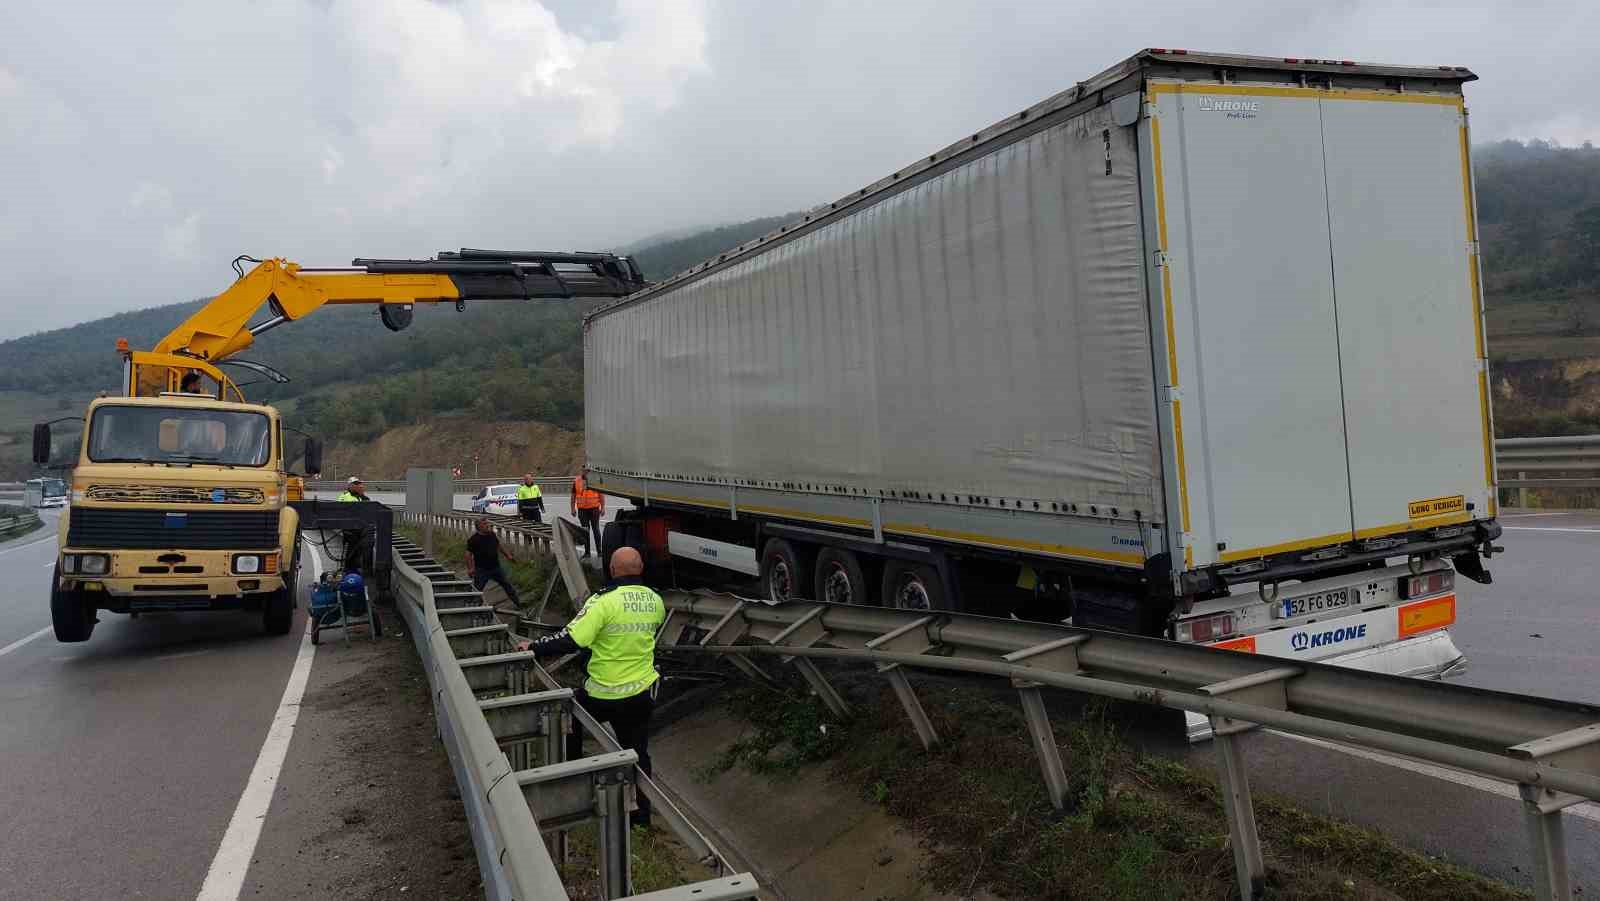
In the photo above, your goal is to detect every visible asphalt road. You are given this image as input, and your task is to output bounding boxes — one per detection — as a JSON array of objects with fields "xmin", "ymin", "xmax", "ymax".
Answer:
[
  {"xmin": 0, "ymin": 504, "xmax": 1593, "ymax": 896},
  {"xmin": 0, "ymin": 510, "xmax": 313, "ymax": 901}
]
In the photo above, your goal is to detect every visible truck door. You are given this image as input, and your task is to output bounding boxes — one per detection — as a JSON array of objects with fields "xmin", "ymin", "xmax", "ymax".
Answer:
[
  {"xmin": 1319, "ymin": 97, "xmax": 1494, "ymax": 537},
  {"xmin": 1156, "ymin": 86, "xmax": 1356, "ymax": 563}
]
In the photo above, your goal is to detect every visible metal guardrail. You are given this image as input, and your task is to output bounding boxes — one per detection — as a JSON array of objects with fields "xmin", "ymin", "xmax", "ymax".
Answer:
[
  {"xmin": 0, "ymin": 505, "xmax": 41, "ymax": 540},
  {"xmin": 308, "ymin": 476, "xmax": 576, "ymax": 494},
  {"xmin": 395, "ymin": 510, "xmax": 554, "ymax": 554},
  {"xmin": 1497, "ymin": 436, "xmax": 1600, "ymax": 504},
  {"xmin": 388, "ymin": 529, "xmax": 759, "ymax": 900},
  {"xmin": 632, "ymin": 537, "xmax": 1600, "ymax": 901}
]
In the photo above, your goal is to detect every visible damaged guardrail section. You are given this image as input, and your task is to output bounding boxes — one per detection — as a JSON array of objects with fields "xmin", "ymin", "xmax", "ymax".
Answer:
[
  {"xmin": 655, "ymin": 590, "xmax": 1600, "ymax": 901},
  {"xmin": 389, "ymin": 535, "xmax": 759, "ymax": 901}
]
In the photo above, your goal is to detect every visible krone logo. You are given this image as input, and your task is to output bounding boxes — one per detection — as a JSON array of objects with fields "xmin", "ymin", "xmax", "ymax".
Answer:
[
  {"xmin": 1197, "ymin": 96, "xmax": 1262, "ymax": 113},
  {"xmin": 1290, "ymin": 632, "xmax": 1310, "ymax": 651}
]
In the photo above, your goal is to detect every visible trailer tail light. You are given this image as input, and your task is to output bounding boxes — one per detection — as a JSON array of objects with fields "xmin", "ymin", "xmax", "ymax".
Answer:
[
  {"xmin": 1176, "ymin": 612, "xmax": 1235, "ymax": 643},
  {"xmin": 1402, "ymin": 569, "xmax": 1454, "ymax": 600}
]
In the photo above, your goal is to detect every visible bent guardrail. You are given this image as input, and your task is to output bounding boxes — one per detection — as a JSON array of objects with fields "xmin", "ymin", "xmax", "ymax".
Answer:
[
  {"xmin": 649, "ymin": 581, "xmax": 1600, "ymax": 901},
  {"xmin": 389, "ymin": 533, "xmax": 759, "ymax": 900}
]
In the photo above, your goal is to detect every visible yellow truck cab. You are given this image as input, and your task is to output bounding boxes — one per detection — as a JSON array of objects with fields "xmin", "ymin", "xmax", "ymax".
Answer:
[{"xmin": 43, "ymin": 393, "xmax": 306, "ymax": 642}]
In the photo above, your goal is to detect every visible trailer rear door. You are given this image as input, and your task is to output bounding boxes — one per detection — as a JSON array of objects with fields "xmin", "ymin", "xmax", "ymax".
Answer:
[
  {"xmin": 1319, "ymin": 97, "xmax": 1494, "ymax": 538},
  {"xmin": 1150, "ymin": 82, "xmax": 1489, "ymax": 570},
  {"xmin": 1152, "ymin": 86, "xmax": 1355, "ymax": 565}
]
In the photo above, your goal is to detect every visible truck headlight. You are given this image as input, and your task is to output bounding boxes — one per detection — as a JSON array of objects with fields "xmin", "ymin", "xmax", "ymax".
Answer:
[
  {"xmin": 78, "ymin": 554, "xmax": 109, "ymax": 575},
  {"xmin": 233, "ymin": 554, "xmax": 262, "ymax": 574},
  {"xmin": 62, "ymin": 554, "xmax": 78, "ymax": 574}
]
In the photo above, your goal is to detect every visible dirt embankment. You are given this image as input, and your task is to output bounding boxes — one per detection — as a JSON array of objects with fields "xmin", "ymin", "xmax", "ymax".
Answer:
[{"xmin": 324, "ymin": 418, "xmax": 584, "ymax": 480}]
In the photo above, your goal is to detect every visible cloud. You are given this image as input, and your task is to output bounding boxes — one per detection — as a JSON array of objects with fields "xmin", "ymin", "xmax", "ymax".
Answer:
[{"xmin": 0, "ymin": 0, "xmax": 1594, "ymax": 340}]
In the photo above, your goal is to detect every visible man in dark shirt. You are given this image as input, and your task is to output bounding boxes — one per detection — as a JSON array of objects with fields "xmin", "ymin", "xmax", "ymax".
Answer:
[{"xmin": 465, "ymin": 518, "xmax": 520, "ymax": 605}]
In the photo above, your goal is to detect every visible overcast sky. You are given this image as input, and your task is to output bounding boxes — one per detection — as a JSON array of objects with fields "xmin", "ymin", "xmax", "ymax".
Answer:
[{"xmin": 1, "ymin": 0, "xmax": 1594, "ymax": 340}]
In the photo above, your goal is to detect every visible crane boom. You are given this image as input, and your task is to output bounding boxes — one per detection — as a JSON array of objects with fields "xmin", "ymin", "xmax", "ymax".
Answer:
[{"xmin": 127, "ymin": 249, "xmax": 646, "ymax": 399}]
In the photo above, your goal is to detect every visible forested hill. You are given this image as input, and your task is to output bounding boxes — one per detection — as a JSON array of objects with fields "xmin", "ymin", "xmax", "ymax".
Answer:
[{"xmin": 2, "ymin": 140, "xmax": 1599, "ymax": 457}]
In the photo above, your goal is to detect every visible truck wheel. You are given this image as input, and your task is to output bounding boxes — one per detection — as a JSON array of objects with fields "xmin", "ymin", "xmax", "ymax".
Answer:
[
  {"xmin": 760, "ymin": 538, "xmax": 811, "ymax": 603},
  {"xmin": 815, "ymin": 548, "xmax": 869, "ymax": 605},
  {"xmin": 50, "ymin": 565, "xmax": 95, "ymax": 643},
  {"xmin": 263, "ymin": 588, "xmax": 293, "ymax": 635},
  {"xmin": 264, "ymin": 558, "xmax": 297, "ymax": 636},
  {"xmin": 881, "ymin": 561, "xmax": 949, "ymax": 612}
]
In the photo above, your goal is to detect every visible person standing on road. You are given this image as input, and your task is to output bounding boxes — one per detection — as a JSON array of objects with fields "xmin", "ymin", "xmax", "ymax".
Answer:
[
  {"xmin": 465, "ymin": 518, "xmax": 521, "ymax": 605},
  {"xmin": 529, "ymin": 547, "xmax": 663, "ymax": 826},
  {"xmin": 572, "ymin": 471, "xmax": 605, "ymax": 556},
  {"xmin": 336, "ymin": 477, "xmax": 373, "ymax": 572},
  {"xmin": 516, "ymin": 473, "xmax": 545, "ymax": 524}
]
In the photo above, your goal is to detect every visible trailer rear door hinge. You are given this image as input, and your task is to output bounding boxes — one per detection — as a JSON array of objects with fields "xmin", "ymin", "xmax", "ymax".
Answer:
[
  {"xmin": 1160, "ymin": 385, "xmax": 1182, "ymax": 403},
  {"xmin": 1154, "ymin": 250, "xmax": 1170, "ymax": 269}
]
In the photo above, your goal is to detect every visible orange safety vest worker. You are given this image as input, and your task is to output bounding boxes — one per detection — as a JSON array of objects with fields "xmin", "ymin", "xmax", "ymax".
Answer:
[{"xmin": 573, "ymin": 476, "xmax": 603, "ymax": 511}]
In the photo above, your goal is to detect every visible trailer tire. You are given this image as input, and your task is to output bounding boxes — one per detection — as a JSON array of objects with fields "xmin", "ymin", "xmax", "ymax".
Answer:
[
  {"xmin": 760, "ymin": 538, "xmax": 811, "ymax": 603},
  {"xmin": 815, "ymin": 548, "xmax": 870, "ymax": 606},
  {"xmin": 50, "ymin": 565, "xmax": 95, "ymax": 643},
  {"xmin": 881, "ymin": 560, "xmax": 949, "ymax": 612}
]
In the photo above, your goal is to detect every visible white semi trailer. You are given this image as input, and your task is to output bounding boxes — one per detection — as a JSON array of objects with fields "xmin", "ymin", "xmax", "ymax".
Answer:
[{"xmin": 583, "ymin": 50, "xmax": 1498, "ymax": 687}]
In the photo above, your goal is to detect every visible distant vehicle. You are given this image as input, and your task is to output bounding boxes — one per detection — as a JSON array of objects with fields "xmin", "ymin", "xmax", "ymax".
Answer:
[
  {"xmin": 470, "ymin": 484, "xmax": 519, "ymax": 515},
  {"xmin": 23, "ymin": 478, "xmax": 68, "ymax": 509}
]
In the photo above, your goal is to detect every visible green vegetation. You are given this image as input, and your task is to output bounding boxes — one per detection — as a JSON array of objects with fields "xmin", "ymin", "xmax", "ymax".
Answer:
[{"xmin": 706, "ymin": 677, "xmax": 1527, "ymax": 900}]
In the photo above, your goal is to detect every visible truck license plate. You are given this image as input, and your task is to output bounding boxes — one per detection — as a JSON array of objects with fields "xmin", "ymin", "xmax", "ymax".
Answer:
[{"xmin": 1277, "ymin": 587, "xmax": 1353, "ymax": 619}]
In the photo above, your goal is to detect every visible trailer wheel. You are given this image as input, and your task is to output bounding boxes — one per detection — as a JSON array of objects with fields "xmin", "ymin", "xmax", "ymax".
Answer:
[
  {"xmin": 50, "ymin": 564, "xmax": 95, "ymax": 643},
  {"xmin": 881, "ymin": 561, "xmax": 949, "ymax": 611},
  {"xmin": 815, "ymin": 548, "xmax": 869, "ymax": 606},
  {"xmin": 760, "ymin": 538, "xmax": 812, "ymax": 603}
]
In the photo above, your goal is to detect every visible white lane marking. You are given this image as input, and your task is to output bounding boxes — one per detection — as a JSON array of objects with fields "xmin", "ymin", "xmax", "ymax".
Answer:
[
  {"xmin": 1269, "ymin": 730, "xmax": 1600, "ymax": 824},
  {"xmin": 0, "ymin": 626, "xmax": 52, "ymax": 659},
  {"xmin": 195, "ymin": 538, "xmax": 320, "ymax": 901},
  {"xmin": 1500, "ymin": 512, "xmax": 1577, "ymax": 519},
  {"xmin": 42, "ymin": 560, "xmax": 56, "ymax": 567},
  {"xmin": 0, "ymin": 535, "xmax": 57, "ymax": 557},
  {"xmin": 1503, "ymin": 527, "xmax": 1600, "ymax": 533}
]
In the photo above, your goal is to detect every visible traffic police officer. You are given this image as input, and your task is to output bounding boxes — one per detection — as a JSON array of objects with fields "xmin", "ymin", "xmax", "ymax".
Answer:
[
  {"xmin": 530, "ymin": 546, "xmax": 664, "ymax": 825},
  {"xmin": 338, "ymin": 477, "xmax": 369, "ymax": 502},
  {"xmin": 515, "ymin": 473, "xmax": 544, "ymax": 523}
]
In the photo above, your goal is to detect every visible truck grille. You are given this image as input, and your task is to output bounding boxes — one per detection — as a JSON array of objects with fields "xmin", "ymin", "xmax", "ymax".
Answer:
[
  {"xmin": 86, "ymin": 485, "xmax": 266, "ymax": 505},
  {"xmin": 68, "ymin": 509, "xmax": 279, "ymax": 550}
]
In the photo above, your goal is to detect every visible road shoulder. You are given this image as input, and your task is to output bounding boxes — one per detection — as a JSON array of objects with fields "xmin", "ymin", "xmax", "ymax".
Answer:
[{"xmin": 240, "ymin": 611, "xmax": 479, "ymax": 900}]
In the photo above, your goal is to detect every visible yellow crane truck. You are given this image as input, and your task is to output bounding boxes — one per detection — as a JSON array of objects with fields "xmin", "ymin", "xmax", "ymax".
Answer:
[{"xmin": 35, "ymin": 250, "xmax": 645, "ymax": 642}]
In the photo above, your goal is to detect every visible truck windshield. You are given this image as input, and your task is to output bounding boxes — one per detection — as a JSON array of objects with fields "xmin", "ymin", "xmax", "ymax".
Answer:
[
  {"xmin": 41, "ymin": 479, "xmax": 66, "ymax": 497},
  {"xmin": 87, "ymin": 406, "xmax": 272, "ymax": 467}
]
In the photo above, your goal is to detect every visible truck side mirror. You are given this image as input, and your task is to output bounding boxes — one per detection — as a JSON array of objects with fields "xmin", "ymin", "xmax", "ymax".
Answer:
[
  {"xmin": 32, "ymin": 424, "xmax": 50, "ymax": 465},
  {"xmin": 303, "ymin": 438, "xmax": 323, "ymax": 476}
]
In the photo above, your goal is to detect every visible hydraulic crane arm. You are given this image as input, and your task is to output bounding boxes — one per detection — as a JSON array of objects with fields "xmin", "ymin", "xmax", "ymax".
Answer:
[{"xmin": 153, "ymin": 250, "xmax": 647, "ymax": 365}]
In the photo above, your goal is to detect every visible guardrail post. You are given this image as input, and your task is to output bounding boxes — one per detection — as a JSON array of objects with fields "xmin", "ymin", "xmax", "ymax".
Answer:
[
  {"xmin": 883, "ymin": 667, "xmax": 939, "ymax": 750},
  {"xmin": 1518, "ymin": 471, "xmax": 1528, "ymax": 509},
  {"xmin": 596, "ymin": 775, "xmax": 632, "ymax": 898},
  {"xmin": 1212, "ymin": 720, "xmax": 1265, "ymax": 901},
  {"xmin": 1015, "ymin": 684, "xmax": 1069, "ymax": 810},
  {"xmin": 1518, "ymin": 784, "xmax": 1573, "ymax": 900}
]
